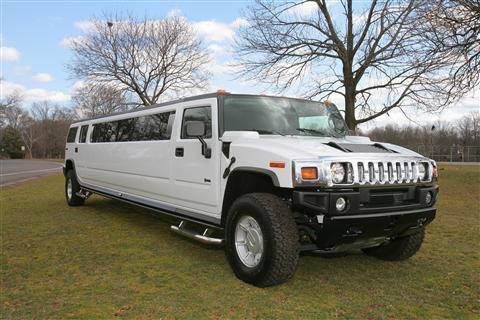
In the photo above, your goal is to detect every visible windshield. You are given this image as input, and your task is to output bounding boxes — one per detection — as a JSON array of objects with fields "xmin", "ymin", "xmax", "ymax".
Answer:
[{"xmin": 223, "ymin": 95, "xmax": 348, "ymax": 137}]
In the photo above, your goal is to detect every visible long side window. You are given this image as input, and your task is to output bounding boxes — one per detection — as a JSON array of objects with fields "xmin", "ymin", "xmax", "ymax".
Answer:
[
  {"xmin": 91, "ymin": 111, "xmax": 175, "ymax": 143},
  {"xmin": 66, "ymin": 127, "xmax": 78, "ymax": 143},
  {"xmin": 181, "ymin": 106, "xmax": 212, "ymax": 139}
]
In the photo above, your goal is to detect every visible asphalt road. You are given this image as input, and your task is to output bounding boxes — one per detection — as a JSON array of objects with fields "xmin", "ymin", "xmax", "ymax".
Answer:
[{"xmin": 0, "ymin": 160, "xmax": 63, "ymax": 188}]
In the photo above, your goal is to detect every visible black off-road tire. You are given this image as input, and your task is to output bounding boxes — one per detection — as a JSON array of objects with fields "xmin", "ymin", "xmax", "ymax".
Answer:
[
  {"xmin": 225, "ymin": 193, "xmax": 299, "ymax": 287},
  {"xmin": 65, "ymin": 170, "xmax": 85, "ymax": 207},
  {"xmin": 362, "ymin": 229, "xmax": 425, "ymax": 261}
]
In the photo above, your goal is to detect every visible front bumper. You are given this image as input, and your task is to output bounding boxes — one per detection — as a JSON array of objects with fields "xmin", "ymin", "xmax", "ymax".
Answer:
[{"xmin": 292, "ymin": 185, "xmax": 438, "ymax": 250}]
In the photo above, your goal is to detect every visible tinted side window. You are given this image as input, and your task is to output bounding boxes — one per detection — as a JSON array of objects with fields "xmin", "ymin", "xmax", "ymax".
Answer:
[
  {"xmin": 91, "ymin": 122, "xmax": 117, "ymax": 143},
  {"xmin": 149, "ymin": 112, "xmax": 175, "ymax": 140},
  {"xmin": 131, "ymin": 117, "xmax": 149, "ymax": 141},
  {"xmin": 116, "ymin": 118, "xmax": 136, "ymax": 142},
  {"xmin": 67, "ymin": 127, "xmax": 78, "ymax": 143},
  {"xmin": 131, "ymin": 112, "xmax": 175, "ymax": 141},
  {"xmin": 79, "ymin": 125, "xmax": 89, "ymax": 143},
  {"xmin": 181, "ymin": 107, "xmax": 212, "ymax": 139},
  {"xmin": 90, "ymin": 111, "xmax": 175, "ymax": 143},
  {"xmin": 91, "ymin": 123, "xmax": 104, "ymax": 143}
]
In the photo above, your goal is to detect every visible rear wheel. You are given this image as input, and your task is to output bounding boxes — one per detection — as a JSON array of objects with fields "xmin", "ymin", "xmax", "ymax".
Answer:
[
  {"xmin": 65, "ymin": 170, "xmax": 85, "ymax": 207},
  {"xmin": 362, "ymin": 229, "xmax": 425, "ymax": 261},
  {"xmin": 225, "ymin": 193, "xmax": 299, "ymax": 287}
]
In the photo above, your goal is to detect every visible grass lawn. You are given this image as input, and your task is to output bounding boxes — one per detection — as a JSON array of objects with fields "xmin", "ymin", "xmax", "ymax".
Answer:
[{"xmin": 1, "ymin": 165, "xmax": 479, "ymax": 319}]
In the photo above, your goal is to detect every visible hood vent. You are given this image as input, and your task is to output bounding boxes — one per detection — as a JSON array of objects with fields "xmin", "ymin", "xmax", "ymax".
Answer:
[{"xmin": 325, "ymin": 142, "xmax": 396, "ymax": 153}]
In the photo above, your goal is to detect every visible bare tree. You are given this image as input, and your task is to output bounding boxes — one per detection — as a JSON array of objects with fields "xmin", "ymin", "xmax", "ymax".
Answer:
[
  {"xmin": 457, "ymin": 112, "xmax": 480, "ymax": 147},
  {"xmin": 18, "ymin": 114, "xmax": 40, "ymax": 159},
  {"xmin": 72, "ymin": 82, "xmax": 130, "ymax": 118},
  {"xmin": 237, "ymin": 0, "xmax": 464, "ymax": 129},
  {"xmin": 420, "ymin": 0, "xmax": 480, "ymax": 93},
  {"xmin": 0, "ymin": 89, "xmax": 24, "ymax": 129},
  {"xmin": 31, "ymin": 101, "xmax": 76, "ymax": 158},
  {"xmin": 68, "ymin": 14, "xmax": 211, "ymax": 106}
]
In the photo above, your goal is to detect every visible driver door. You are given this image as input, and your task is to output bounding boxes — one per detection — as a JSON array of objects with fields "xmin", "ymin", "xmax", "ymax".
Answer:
[{"xmin": 171, "ymin": 100, "xmax": 221, "ymax": 218}]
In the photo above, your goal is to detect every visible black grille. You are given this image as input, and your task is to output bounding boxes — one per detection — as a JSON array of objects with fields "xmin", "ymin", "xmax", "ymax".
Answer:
[{"xmin": 361, "ymin": 188, "xmax": 417, "ymax": 209}]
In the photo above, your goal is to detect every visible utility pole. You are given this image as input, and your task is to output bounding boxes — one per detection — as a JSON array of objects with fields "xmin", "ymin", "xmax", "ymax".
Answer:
[{"xmin": 430, "ymin": 125, "xmax": 436, "ymax": 160}]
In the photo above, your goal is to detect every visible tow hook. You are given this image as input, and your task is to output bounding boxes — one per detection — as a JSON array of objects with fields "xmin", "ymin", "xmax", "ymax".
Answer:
[
  {"xmin": 417, "ymin": 217, "xmax": 427, "ymax": 228},
  {"xmin": 345, "ymin": 226, "xmax": 363, "ymax": 237}
]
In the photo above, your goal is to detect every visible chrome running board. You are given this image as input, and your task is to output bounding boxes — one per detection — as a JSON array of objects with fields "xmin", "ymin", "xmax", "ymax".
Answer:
[{"xmin": 170, "ymin": 221, "xmax": 224, "ymax": 246}]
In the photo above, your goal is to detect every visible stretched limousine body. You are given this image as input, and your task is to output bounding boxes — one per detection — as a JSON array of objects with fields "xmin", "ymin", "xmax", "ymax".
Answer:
[{"xmin": 64, "ymin": 92, "xmax": 438, "ymax": 286}]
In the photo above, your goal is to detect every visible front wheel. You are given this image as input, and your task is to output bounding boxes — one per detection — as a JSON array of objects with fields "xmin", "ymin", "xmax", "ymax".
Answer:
[
  {"xmin": 225, "ymin": 193, "xmax": 299, "ymax": 287},
  {"xmin": 362, "ymin": 229, "xmax": 425, "ymax": 261},
  {"xmin": 65, "ymin": 170, "xmax": 85, "ymax": 207}
]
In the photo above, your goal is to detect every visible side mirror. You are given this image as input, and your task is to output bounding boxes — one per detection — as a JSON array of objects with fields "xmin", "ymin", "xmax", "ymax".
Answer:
[
  {"xmin": 186, "ymin": 121, "xmax": 206, "ymax": 138},
  {"xmin": 185, "ymin": 120, "xmax": 211, "ymax": 159}
]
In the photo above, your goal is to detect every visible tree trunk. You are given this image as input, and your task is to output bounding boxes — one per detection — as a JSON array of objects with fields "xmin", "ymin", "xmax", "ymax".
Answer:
[
  {"xmin": 343, "ymin": 59, "xmax": 357, "ymax": 130},
  {"xmin": 26, "ymin": 147, "xmax": 32, "ymax": 159}
]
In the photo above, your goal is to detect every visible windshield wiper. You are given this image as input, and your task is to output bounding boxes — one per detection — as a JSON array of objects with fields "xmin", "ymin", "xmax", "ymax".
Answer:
[
  {"xmin": 295, "ymin": 128, "xmax": 328, "ymax": 136},
  {"xmin": 247, "ymin": 129, "xmax": 285, "ymax": 136}
]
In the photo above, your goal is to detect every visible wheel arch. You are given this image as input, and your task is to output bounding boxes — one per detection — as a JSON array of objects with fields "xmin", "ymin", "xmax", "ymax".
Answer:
[
  {"xmin": 221, "ymin": 168, "xmax": 282, "ymax": 226},
  {"xmin": 63, "ymin": 159, "xmax": 76, "ymax": 177}
]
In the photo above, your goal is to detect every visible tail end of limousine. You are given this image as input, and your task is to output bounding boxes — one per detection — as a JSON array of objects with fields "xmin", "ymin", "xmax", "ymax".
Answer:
[{"xmin": 63, "ymin": 92, "xmax": 438, "ymax": 287}]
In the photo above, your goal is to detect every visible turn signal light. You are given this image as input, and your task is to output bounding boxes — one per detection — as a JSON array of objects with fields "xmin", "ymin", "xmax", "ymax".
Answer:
[
  {"xmin": 432, "ymin": 166, "xmax": 438, "ymax": 178},
  {"xmin": 269, "ymin": 161, "xmax": 285, "ymax": 168},
  {"xmin": 301, "ymin": 167, "xmax": 318, "ymax": 180}
]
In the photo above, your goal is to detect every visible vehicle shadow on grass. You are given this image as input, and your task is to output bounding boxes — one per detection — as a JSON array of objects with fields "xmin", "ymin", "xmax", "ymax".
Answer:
[
  {"xmin": 83, "ymin": 196, "xmax": 422, "ymax": 288},
  {"xmin": 82, "ymin": 196, "xmax": 228, "ymax": 254}
]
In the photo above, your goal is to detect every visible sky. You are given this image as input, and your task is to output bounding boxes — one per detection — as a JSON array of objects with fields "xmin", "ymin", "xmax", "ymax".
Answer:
[{"xmin": 1, "ymin": 0, "xmax": 479, "ymax": 130}]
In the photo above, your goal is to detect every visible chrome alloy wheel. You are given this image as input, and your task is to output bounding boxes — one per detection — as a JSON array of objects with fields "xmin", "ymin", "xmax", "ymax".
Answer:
[
  {"xmin": 235, "ymin": 215, "xmax": 264, "ymax": 268},
  {"xmin": 67, "ymin": 178, "xmax": 73, "ymax": 200}
]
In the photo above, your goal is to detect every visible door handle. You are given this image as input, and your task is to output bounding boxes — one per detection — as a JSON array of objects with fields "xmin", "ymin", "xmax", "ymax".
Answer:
[
  {"xmin": 75, "ymin": 147, "xmax": 78, "ymax": 153},
  {"xmin": 175, "ymin": 147, "xmax": 184, "ymax": 157}
]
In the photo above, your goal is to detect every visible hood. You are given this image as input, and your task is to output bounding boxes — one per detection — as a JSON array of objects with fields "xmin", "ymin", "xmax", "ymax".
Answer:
[{"xmin": 224, "ymin": 132, "xmax": 423, "ymax": 159}]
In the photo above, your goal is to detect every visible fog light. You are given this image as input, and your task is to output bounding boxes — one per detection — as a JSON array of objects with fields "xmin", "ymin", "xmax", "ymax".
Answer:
[
  {"xmin": 336, "ymin": 197, "xmax": 347, "ymax": 212},
  {"xmin": 425, "ymin": 191, "xmax": 433, "ymax": 205}
]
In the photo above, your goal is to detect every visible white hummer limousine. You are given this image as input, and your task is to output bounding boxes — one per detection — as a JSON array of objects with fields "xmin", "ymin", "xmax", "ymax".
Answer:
[{"xmin": 64, "ymin": 92, "xmax": 438, "ymax": 287}]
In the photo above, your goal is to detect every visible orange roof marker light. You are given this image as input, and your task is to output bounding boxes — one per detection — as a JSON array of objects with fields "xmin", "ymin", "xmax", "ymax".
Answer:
[
  {"xmin": 269, "ymin": 161, "xmax": 286, "ymax": 169},
  {"xmin": 216, "ymin": 89, "xmax": 229, "ymax": 94},
  {"xmin": 323, "ymin": 99, "xmax": 334, "ymax": 105}
]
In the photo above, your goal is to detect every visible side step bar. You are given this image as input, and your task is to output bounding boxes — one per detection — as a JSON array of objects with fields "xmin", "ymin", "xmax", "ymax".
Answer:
[{"xmin": 170, "ymin": 221, "xmax": 224, "ymax": 246}]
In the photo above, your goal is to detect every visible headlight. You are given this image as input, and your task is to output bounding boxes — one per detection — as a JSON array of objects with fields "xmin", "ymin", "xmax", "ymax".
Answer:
[
  {"xmin": 418, "ymin": 163, "xmax": 427, "ymax": 180},
  {"xmin": 331, "ymin": 163, "xmax": 345, "ymax": 183}
]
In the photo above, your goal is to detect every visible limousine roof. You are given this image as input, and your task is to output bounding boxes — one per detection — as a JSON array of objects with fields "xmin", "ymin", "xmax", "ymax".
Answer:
[
  {"xmin": 72, "ymin": 92, "xmax": 220, "ymax": 125},
  {"xmin": 71, "ymin": 91, "xmax": 328, "ymax": 125}
]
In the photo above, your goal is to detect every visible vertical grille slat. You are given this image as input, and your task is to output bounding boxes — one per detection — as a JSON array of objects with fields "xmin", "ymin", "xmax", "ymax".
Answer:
[
  {"xmin": 382, "ymin": 162, "xmax": 389, "ymax": 184},
  {"xmin": 378, "ymin": 162, "xmax": 384, "ymax": 183},
  {"xmin": 372, "ymin": 162, "xmax": 380, "ymax": 184},
  {"xmin": 388, "ymin": 162, "xmax": 394, "ymax": 183},
  {"xmin": 404, "ymin": 162, "xmax": 408, "ymax": 182},
  {"xmin": 352, "ymin": 161, "xmax": 359, "ymax": 184},
  {"xmin": 396, "ymin": 162, "xmax": 402, "ymax": 182},
  {"xmin": 367, "ymin": 162, "xmax": 374, "ymax": 184},
  {"xmin": 412, "ymin": 162, "xmax": 418, "ymax": 183}
]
